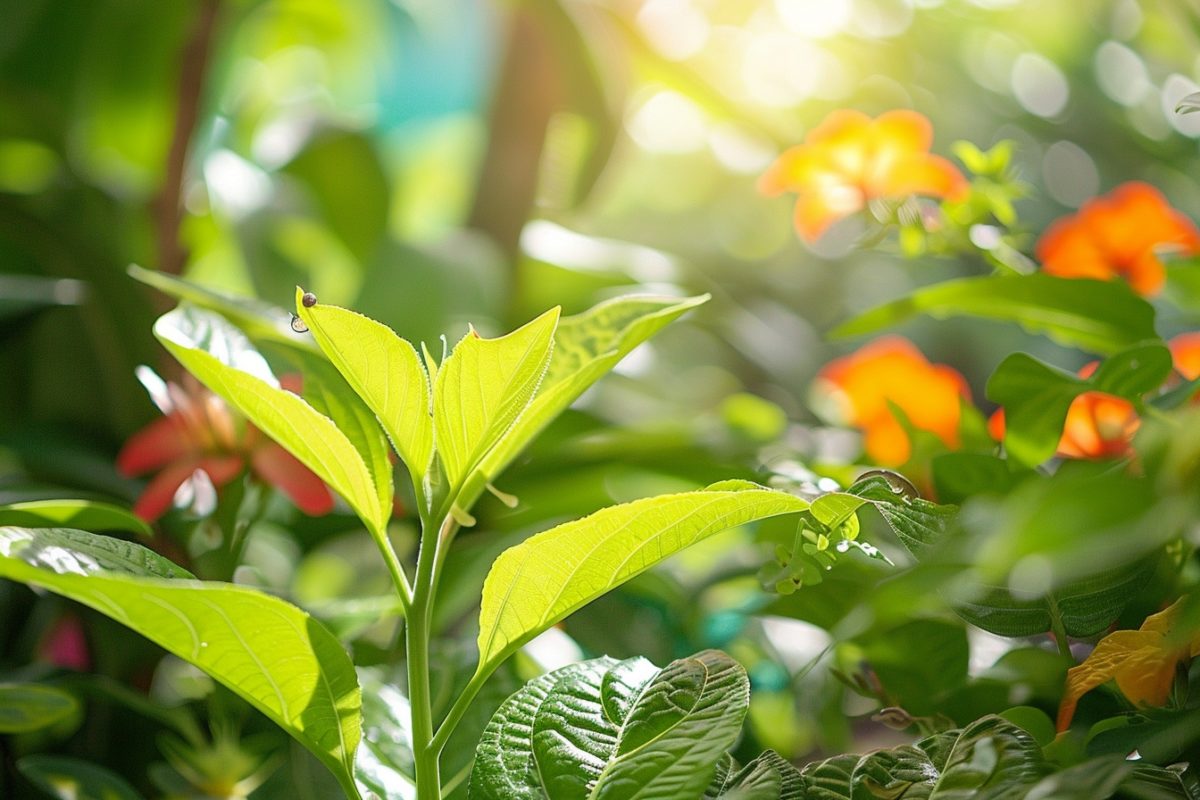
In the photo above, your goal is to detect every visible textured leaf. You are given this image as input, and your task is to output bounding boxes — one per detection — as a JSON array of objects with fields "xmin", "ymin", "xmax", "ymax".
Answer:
[
  {"xmin": 476, "ymin": 481, "xmax": 808, "ymax": 676},
  {"xmin": 156, "ymin": 306, "xmax": 387, "ymax": 534},
  {"xmin": 434, "ymin": 308, "xmax": 559, "ymax": 491},
  {"xmin": 720, "ymin": 750, "xmax": 805, "ymax": 799},
  {"xmin": 296, "ymin": 291, "xmax": 433, "ymax": 482},
  {"xmin": 0, "ymin": 500, "xmax": 151, "ymax": 539},
  {"xmin": 457, "ymin": 295, "xmax": 707, "ymax": 509},
  {"xmin": 1121, "ymin": 764, "xmax": 1200, "ymax": 799},
  {"xmin": 796, "ymin": 754, "xmax": 856, "ymax": 800},
  {"xmin": 1024, "ymin": 757, "xmax": 1132, "ymax": 800},
  {"xmin": 986, "ymin": 344, "xmax": 1172, "ymax": 467},
  {"xmin": 354, "ymin": 668, "xmax": 416, "ymax": 800},
  {"xmin": 17, "ymin": 755, "xmax": 144, "ymax": 800},
  {"xmin": 0, "ymin": 526, "xmax": 192, "ymax": 579},
  {"xmin": 470, "ymin": 652, "xmax": 749, "ymax": 800},
  {"xmin": 0, "ymin": 527, "xmax": 361, "ymax": 799},
  {"xmin": 831, "ymin": 275, "xmax": 1156, "ymax": 355},
  {"xmin": 0, "ymin": 684, "xmax": 78, "ymax": 734},
  {"xmin": 592, "ymin": 651, "xmax": 750, "ymax": 799}
]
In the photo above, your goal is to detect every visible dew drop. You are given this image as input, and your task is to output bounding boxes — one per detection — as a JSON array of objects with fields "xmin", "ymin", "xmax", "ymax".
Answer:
[
  {"xmin": 290, "ymin": 314, "xmax": 309, "ymax": 333},
  {"xmin": 301, "ymin": 291, "xmax": 318, "ymax": 308}
]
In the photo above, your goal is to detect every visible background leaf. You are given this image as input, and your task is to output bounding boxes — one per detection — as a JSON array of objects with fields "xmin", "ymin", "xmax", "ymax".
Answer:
[
  {"xmin": 17, "ymin": 755, "xmax": 144, "ymax": 800},
  {"xmin": 0, "ymin": 684, "xmax": 79, "ymax": 734},
  {"xmin": 0, "ymin": 500, "xmax": 151, "ymax": 539},
  {"xmin": 831, "ymin": 275, "xmax": 1157, "ymax": 355}
]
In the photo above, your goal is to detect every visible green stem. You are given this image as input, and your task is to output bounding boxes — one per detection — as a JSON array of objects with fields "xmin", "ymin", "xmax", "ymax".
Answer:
[
  {"xmin": 408, "ymin": 513, "xmax": 455, "ymax": 800},
  {"xmin": 1046, "ymin": 596, "xmax": 1074, "ymax": 662},
  {"xmin": 429, "ymin": 669, "xmax": 488, "ymax": 755}
]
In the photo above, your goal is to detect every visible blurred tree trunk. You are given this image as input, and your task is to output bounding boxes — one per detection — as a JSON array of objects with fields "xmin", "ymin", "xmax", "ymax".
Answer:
[{"xmin": 468, "ymin": 7, "xmax": 564, "ymax": 277}]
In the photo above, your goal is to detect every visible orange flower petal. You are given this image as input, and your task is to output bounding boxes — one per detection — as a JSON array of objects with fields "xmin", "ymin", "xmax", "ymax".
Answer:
[
  {"xmin": 133, "ymin": 459, "xmax": 202, "ymax": 522},
  {"xmin": 792, "ymin": 181, "xmax": 865, "ymax": 242},
  {"xmin": 251, "ymin": 444, "xmax": 334, "ymax": 516},
  {"xmin": 1169, "ymin": 332, "xmax": 1200, "ymax": 381},
  {"xmin": 117, "ymin": 416, "xmax": 192, "ymax": 477}
]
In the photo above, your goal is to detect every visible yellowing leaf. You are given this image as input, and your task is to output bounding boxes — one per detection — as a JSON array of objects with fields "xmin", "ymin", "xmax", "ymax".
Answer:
[
  {"xmin": 296, "ymin": 289, "xmax": 434, "ymax": 482},
  {"xmin": 1057, "ymin": 599, "xmax": 1200, "ymax": 731}
]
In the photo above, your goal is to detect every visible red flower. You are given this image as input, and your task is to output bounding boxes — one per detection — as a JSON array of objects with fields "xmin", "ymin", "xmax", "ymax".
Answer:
[
  {"xmin": 813, "ymin": 336, "xmax": 971, "ymax": 467},
  {"xmin": 1037, "ymin": 182, "xmax": 1200, "ymax": 297},
  {"xmin": 118, "ymin": 372, "xmax": 333, "ymax": 522},
  {"xmin": 759, "ymin": 109, "xmax": 967, "ymax": 242},
  {"xmin": 988, "ymin": 363, "xmax": 1138, "ymax": 460}
]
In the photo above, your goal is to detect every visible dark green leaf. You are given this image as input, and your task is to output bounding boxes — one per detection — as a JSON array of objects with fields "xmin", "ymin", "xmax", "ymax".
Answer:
[
  {"xmin": 0, "ymin": 684, "xmax": 78, "ymax": 734},
  {"xmin": 17, "ymin": 755, "xmax": 144, "ymax": 800}
]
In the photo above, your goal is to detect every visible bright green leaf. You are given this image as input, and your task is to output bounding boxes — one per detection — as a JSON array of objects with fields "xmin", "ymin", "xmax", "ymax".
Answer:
[
  {"xmin": 476, "ymin": 481, "xmax": 808, "ymax": 677},
  {"xmin": 155, "ymin": 306, "xmax": 387, "ymax": 534},
  {"xmin": 457, "ymin": 294, "xmax": 707, "ymax": 511},
  {"xmin": 434, "ymin": 308, "xmax": 559, "ymax": 493},
  {"xmin": 17, "ymin": 755, "xmax": 144, "ymax": 800},
  {"xmin": 0, "ymin": 527, "xmax": 362, "ymax": 799},
  {"xmin": 0, "ymin": 526, "xmax": 192, "ymax": 578},
  {"xmin": 296, "ymin": 291, "xmax": 433, "ymax": 483},
  {"xmin": 0, "ymin": 684, "xmax": 79, "ymax": 734},
  {"xmin": 831, "ymin": 275, "xmax": 1157, "ymax": 355},
  {"xmin": 0, "ymin": 500, "xmax": 151, "ymax": 539}
]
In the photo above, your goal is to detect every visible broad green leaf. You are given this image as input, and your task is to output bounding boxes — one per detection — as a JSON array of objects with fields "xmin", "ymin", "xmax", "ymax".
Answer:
[
  {"xmin": 129, "ymin": 264, "xmax": 310, "ymax": 350},
  {"xmin": 476, "ymin": 481, "xmax": 808, "ymax": 676},
  {"xmin": 17, "ymin": 755, "xmax": 144, "ymax": 800},
  {"xmin": 457, "ymin": 294, "xmax": 707, "ymax": 511},
  {"xmin": 0, "ymin": 500, "xmax": 151, "ymax": 539},
  {"xmin": 1121, "ymin": 765, "xmax": 1200, "ymax": 799},
  {"xmin": 0, "ymin": 684, "xmax": 79, "ymax": 734},
  {"xmin": 831, "ymin": 275, "xmax": 1157, "ymax": 355},
  {"xmin": 354, "ymin": 668, "xmax": 416, "ymax": 800},
  {"xmin": 155, "ymin": 306, "xmax": 388, "ymax": 534},
  {"xmin": 296, "ymin": 291, "xmax": 433, "ymax": 482},
  {"xmin": 0, "ymin": 527, "xmax": 362, "ymax": 799},
  {"xmin": 592, "ymin": 651, "xmax": 750, "ymax": 799},
  {"xmin": 852, "ymin": 715, "xmax": 1045, "ymax": 799},
  {"xmin": 434, "ymin": 308, "xmax": 559, "ymax": 492},
  {"xmin": 1023, "ymin": 757, "xmax": 1132, "ymax": 800},
  {"xmin": 718, "ymin": 750, "xmax": 804, "ymax": 799},
  {"xmin": 469, "ymin": 652, "xmax": 748, "ymax": 800},
  {"xmin": 986, "ymin": 343, "xmax": 1173, "ymax": 467},
  {"xmin": 795, "ymin": 754, "xmax": 856, "ymax": 800}
]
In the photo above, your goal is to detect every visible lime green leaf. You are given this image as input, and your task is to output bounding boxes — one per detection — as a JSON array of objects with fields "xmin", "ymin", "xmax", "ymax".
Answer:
[
  {"xmin": 18, "ymin": 755, "xmax": 144, "ymax": 800},
  {"xmin": 0, "ymin": 500, "xmax": 151, "ymax": 539},
  {"xmin": 0, "ymin": 684, "xmax": 79, "ymax": 734},
  {"xmin": 476, "ymin": 481, "xmax": 807, "ymax": 677},
  {"xmin": 434, "ymin": 308, "xmax": 559, "ymax": 492},
  {"xmin": 986, "ymin": 343, "xmax": 1172, "ymax": 467},
  {"xmin": 458, "ymin": 294, "xmax": 707, "ymax": 511},
  {"xmin": 831, "ymin": 275, "xmax": 1157, "ymax": 355},
  {"xmin": 296, "ymin": 291, "xmax": 433, "ymax": 483},
  {"xmin": 0, "ymin": 527, "xmax": 362, "ymax": 799},
  {"xmin": 469, "ymin": 652, "xmax": 748, "ymax": 800},
  {"xmin": 155, "ymin": 306, "xmax": 387, "ymax": 534}
]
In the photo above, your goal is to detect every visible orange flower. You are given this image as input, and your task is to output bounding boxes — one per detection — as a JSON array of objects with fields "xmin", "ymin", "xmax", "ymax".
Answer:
[
  {"xmin": 759, "ymin": 109, "xmax": 967, "ymax": 242},
  {"xmin": 1057, "ymin": 598, "xmax": 1200, "ymax": 731},
  {"xmin": 1169, "ymin": 332, "xmax": 1200, "ymax": 381},
  {"xmin": 987, "ymin": 363, "xmax": 1138, "ymax": 460},
  {"xmin": 813, "ymin": 336, "xmax": 970, "ymax": 466},
  {"xmin": 118, "ymin": 370, "xmax": 333, "ymax": 522},
  {"xmin": 1036, "ymin": 182, "xmax": 1200, "ymax": 296}
]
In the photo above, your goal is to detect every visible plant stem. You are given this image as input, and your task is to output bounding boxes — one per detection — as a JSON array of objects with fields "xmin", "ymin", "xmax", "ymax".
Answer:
[
  {"xmin": 430, "ymin": 669, "xmax": 487, "ymax": 754},
  {"xmin": 1046, "ymin": 596, "xmax": 1074, "ymax": 662},
  {"xmin": 408, "ymin": 514, "xmax": 453, "ymax": 799}
]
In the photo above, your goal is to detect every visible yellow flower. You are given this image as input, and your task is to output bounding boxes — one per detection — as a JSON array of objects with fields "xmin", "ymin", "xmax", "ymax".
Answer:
[{"xmin": 1057, "ymin": 598, "xmax": 1200, "ymax": 731}]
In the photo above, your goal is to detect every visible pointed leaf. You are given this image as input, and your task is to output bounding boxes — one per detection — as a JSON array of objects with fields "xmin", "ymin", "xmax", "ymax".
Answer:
[
  {"xmin": 0, "ymin": 527, "xmax": 362, "ymax": 799},
  {"xmin": 831, "ymin": 275, "xmax": 1156, "ymax": 355},
  {"xmin": 0, "ymin": 684, "xmax": 79, "ymax": 734},
  {"xmin": 0, "ymin": 526, "xmax": 192, "ymax": 578},
  {"xmin": 296, "ymin": 291, "xmax": 433, "ymax": 482},
  {"xmin": 0, "ymin": 500, "xmax": 151, "ymax": 539},
  {"xmin": 434, "ymin": 308, "xmax": 559, "ymax": 491},
  {"xmin": 476, "ymin": 481, "xmax": 808, "ymax": 676},
  {"xmin": 458, "ymin": 295, "xmax": 708, "ymax": 509},
  {"xmin": 18, "ymin": 755, "xmax": 144, "ymax": 800},
  {"xmin": 155, "ymin": 306, "xmax": 386, "ymax": 534}
]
